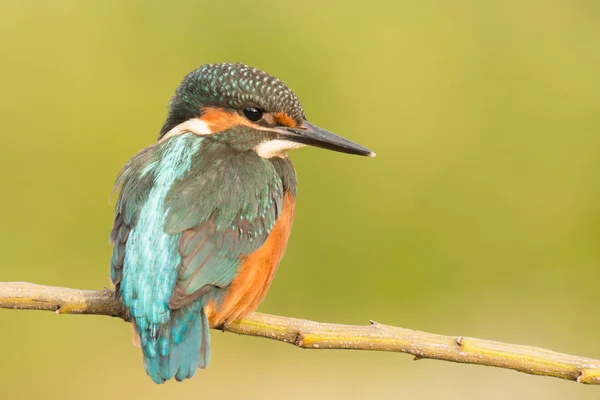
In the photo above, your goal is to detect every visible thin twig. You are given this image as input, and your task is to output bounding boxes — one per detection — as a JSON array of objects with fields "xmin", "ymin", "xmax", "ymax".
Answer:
[{"xmin": 1, "ymin": 281, "xmax": 599, "ymax": 385}]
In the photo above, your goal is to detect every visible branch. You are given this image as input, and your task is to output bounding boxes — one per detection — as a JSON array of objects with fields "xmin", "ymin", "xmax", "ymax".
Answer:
[{"xmin": 1, "ymin": 282, "xmax": 599, "ymax": 385}]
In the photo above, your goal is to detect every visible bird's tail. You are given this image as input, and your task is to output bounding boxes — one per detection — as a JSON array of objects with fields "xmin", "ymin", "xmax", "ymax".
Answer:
[{"xmin": 137, "ymin": 300, "xmax": 210, "ymax": 384}]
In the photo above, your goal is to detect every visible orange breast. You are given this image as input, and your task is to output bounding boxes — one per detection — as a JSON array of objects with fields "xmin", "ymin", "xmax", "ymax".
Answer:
[{"xmin": 206, "ymin": 192, "xmax": 296, "ymax": 326}]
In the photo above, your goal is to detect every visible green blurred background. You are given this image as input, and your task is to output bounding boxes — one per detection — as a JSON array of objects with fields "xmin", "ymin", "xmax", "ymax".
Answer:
[{"xmin": 1, "ymin": 1, "xmax": 599, "ymax": 398}]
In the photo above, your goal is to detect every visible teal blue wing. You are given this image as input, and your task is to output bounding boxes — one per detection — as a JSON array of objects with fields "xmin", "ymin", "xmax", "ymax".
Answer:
[
  {"xmin": 163, "ymin": 142, "xmax": 285, "ymax": 309},
  {"xmin": 146, "ymin": 140, "xmax": 284, "ymax": 383},
  {"xmin": 110, "ymin": 145, "xmax": 157, "ymax": 298}
]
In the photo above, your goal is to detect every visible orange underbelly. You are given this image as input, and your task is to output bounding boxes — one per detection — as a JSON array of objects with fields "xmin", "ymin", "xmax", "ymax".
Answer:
[{"xmin": 206, "ymin": 193, "xmax": 295, "ymax": 326}]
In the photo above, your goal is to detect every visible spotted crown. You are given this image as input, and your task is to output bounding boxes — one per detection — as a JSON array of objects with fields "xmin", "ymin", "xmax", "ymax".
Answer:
[{"xmin": 179, "ymin": 63, "xmax": 304, "ymax": 121}]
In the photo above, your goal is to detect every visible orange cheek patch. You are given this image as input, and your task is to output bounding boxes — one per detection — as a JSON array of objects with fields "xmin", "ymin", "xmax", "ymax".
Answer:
[
  {"xmin": 273, "ymin": 112, "xmax": 297, "ymax": 128},
  {"xmin": 201, "ymin": 107, "xmax": 257, "ymax": 133}
]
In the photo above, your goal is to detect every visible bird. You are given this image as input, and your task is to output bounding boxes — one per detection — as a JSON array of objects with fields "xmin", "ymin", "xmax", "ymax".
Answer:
[{"xmin": 109, "ymin": 62, "xmax": 374, "ymax": 384}]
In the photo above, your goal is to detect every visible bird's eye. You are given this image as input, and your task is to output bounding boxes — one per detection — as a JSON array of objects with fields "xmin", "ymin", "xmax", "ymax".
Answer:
[{"xmin": 243, "ymin": 107, "xmax": 263, "ymax": 122}]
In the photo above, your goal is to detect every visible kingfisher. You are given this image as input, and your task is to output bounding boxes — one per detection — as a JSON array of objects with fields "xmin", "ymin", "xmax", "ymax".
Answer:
[{"xmin": 110, "ymin": 62, "xmax": 374, "ymax": 384}]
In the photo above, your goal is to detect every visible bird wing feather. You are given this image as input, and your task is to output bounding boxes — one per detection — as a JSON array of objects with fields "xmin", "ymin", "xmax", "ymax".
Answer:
[
  {"xmin": 110, "ymin": 144, "xmax": 158, "ymax": 297},
  {"xmin": 162, "ymin": 141, "xmax": 284, "ymax": 309}
]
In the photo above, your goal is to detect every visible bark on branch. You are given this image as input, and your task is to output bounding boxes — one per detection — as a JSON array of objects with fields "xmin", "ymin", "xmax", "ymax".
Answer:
[{"xmin": 1, "ymin": 281, "xmax": 599, "ymax": 385}]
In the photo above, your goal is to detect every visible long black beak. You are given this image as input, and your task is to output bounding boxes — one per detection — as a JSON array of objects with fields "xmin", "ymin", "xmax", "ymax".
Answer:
[{"xmin": 281, "ymin": 120, "xmax": 375, "ymax": 157}]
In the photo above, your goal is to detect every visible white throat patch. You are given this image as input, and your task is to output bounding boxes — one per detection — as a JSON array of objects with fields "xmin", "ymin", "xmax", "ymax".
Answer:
[
  {"xmin": 160, "ymin": 118, "xmax": 213, "ymax": 142},
  {"xmin": 254, "ymin": 140, "xmax": 305, "ymax": 158}
]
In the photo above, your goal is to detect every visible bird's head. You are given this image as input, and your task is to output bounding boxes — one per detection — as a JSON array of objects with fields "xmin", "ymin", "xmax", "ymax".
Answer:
[{"xmin": 159, "ymin": 63, "xmax": 374, "ymax": 158}]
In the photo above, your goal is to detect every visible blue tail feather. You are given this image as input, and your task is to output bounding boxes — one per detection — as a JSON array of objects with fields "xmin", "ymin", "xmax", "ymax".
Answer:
[{"xmin": 138, "ymin": 300, "xmax": 210, "ymax": 384}]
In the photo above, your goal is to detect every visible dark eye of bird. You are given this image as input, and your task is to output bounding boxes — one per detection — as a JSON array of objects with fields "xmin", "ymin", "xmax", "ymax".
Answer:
[{"xmin": 243, "ymin": 107, "xmax": 263, "ymax": 122}]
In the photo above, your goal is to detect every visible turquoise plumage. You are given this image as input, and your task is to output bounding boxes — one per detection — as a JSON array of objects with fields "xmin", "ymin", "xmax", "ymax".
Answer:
[{"xmin": 112, "ymin": 134, "xmax": 203, "ymax": 382}]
